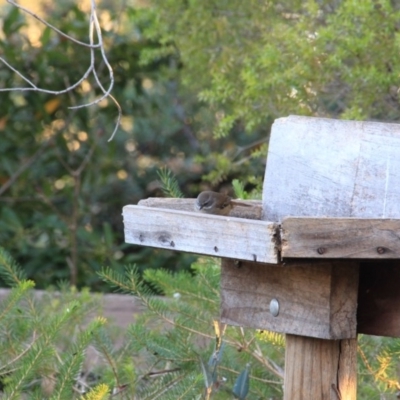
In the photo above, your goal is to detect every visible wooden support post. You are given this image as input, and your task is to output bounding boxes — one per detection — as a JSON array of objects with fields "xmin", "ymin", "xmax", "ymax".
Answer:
[{"xmin": 284, "ymin": 335, "xmax": 357, "ymax": 400}]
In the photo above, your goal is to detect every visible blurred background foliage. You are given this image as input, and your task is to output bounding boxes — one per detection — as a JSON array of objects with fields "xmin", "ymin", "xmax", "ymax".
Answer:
[
  {"xmin": 0, "ymin": 0, "xmax": 267, "ymax": 289},
  {"xmin": 1, "ymin": 0, "xmax": 400, "ymax": 290}
]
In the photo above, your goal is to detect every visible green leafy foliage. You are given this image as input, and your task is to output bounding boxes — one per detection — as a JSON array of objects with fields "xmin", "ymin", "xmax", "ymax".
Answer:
[
  {"xmin": 100, "ymin": 259, "xmax": 285, "ymax": 399},
  {"xmin": 0, "ymin": 247, "xmax": 115, "ymax": 399},
  {"xmin": 0, "ymin": 1, "xmax": 267, "ymax": 289},
  {"xmin": 52, "ymin": 318, "xmax": 107, "ymax": 399},
  {"xmin": 232, "ymin": 363, "xmax": 250, "ymax": 400},
  {"xmin": 0, "ymin": 248, "xmax": 400, "ymax": 398},
  {"xmin": 0, "ymin": 244, "xmax": 27, "ymax": 286},
  {"xmin": 143, "ymin": 0, "xmax": 400, "ymax": 131},
  {"xmin": 2, "ymin": 2, "xmax": 400, "ymax": 396},
  {"xmin": 98, "ymin": 259, "xmax": 400, "ymax": 399},
  {"xmin": 157, "ymin": 167, "xmax": 184, "ymax": 198}
]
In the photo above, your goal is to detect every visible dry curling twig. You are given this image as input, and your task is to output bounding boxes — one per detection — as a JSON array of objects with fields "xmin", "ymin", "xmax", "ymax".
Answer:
[{"xmin": 0, "ymin": 0, "xmax": 121, "ymax": 141}]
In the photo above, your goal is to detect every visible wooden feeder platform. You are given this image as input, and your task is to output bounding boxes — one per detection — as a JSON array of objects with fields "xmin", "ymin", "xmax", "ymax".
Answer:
[{"xmin": 123, "ymin": 116, "xmax": 400, "ymax": 399}]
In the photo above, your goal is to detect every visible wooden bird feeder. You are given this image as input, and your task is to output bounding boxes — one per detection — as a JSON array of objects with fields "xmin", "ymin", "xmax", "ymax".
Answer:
[{"xmin": 123, "ymin": 115, "xmax": 400, "ymax": 399}]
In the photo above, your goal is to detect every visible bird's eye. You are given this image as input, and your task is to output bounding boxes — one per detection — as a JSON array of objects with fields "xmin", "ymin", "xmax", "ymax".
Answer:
[{"xmin": 204, "ymin": 200, "xmax": 211, "ymax": 206}]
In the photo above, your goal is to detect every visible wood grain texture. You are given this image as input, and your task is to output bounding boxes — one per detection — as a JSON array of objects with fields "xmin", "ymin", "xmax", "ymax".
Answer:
[
  {"xmin": 284, "ymin": 335, "xmax": 357, "ymax": 400},
  {"xmin": 358, "ymin": 261, "xmax": 400, "ymax": 337},
  {"xmin": 262, "ymin": 115, "xmax": 400, "ymax": 222},
  {"xmin": 220, "ymin": 259, "xmax": 359, "ymax": 339},
  {"xmin": 281, "ymin": 217, "xmax": 400, "ymax": 259},
  {"xmin": 123, "ymin": 205, "xmax": 278, "ymax": 263},
  {"xmin": 138, "ymin": 197, "xmax": 263, "ymax": 220}
]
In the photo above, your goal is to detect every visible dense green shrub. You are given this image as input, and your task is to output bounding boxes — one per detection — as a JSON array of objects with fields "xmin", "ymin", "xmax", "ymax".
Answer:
[{"xmin": 0, "ymin": 1, "xmax": 267, "ymax": 288}]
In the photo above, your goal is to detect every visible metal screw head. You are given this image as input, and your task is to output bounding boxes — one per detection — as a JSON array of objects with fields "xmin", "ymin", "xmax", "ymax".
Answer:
[
  {"xmin": 377, "ymin": 246, "xmax": 386, "ymax": 254},
  {"xmin": 269, "ymin": 298, "xmax": 280, "ymax": 317}
]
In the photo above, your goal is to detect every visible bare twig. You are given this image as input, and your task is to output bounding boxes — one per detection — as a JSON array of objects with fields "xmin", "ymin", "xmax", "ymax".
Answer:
[
  {"xmin": 0, "ymin": 139, "xmax": 52, "ymax": 197},
  {"xmin": 0, "ymin": 0, "xmax": 122, "ymax": 141},
  {"xmin": 53, "ymin": 140, "xmax": 97, "ymax": 286},
  {"xmin": 74, "ymin": 142, "xmax": 96, "ymax": 176},
  {"xmin": 67, "ymin": 4, "xmax": 121, "ymax": 141},
  {"xmin": 0, "ymin": 56, "xmax": 94, "ymax": 95}
]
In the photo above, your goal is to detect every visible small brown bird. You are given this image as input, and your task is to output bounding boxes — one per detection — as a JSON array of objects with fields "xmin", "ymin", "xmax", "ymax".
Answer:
[{"xmin": 195, "ymin": 191, "xmax": 252, "ymax": 216}]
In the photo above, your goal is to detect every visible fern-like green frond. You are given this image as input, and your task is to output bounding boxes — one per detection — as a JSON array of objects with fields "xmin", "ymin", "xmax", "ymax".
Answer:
[
  {"xmin": 0, "ymin": 280, "xmax": 35, "ymax": 323},
  {"xmin": 0, "ymin": 247, "xmax": 27, "ymax": 286},
  {"xmin": 3, "ymin": 344, "xmax": 54, "ymax": 399},
  {"xmin": 98, "ymin": 265, "xmax": 150, "ymax": 295},
  {"xmin": 51, "ymin": 318, "xmax": 106, "ymax": 400},
  {"xmin": 157, "ymin": 167, "xmax": 184, "ymax": 198},
  {"xmin": 232, "ymin": 179, "xmax": 247, "ymax": 199},
  {"xmin": 39, "ymin": 300, "xmax": 82, "ymax": 342}
]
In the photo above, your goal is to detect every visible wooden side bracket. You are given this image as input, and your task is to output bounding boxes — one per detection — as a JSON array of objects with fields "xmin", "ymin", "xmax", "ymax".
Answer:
[{"xmin": 220, "ymin": 259, "xmax": 359, "ymax": 340}]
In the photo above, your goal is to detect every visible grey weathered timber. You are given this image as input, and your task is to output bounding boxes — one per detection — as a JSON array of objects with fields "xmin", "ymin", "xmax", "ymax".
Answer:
[
  {"xmin": 263, "ymin": 115, "xmax": 400, "ymax": 222},
  {"xmin": 129, "ymin": 200, "xmax": 400, "ymax": 261},
  {"xmin": 138, "ymin": 197, "xmax": 263, "ymax": 220},
  {"xmin": 281, "ymin": 217, "xmax": 400, "ymax": 259},
  {"xmin": 123, "ymin": 205, "xmax": 278, "ymax": 263}
]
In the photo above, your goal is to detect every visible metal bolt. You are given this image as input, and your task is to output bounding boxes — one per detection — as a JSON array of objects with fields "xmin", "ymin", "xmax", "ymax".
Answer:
[
  {"xmin": 214, "ymin": 246, "xmax": 219, "ymax": 252},
  {"xmin": 269, "ymin": 298, "xmax": 280, "ymax": 317},
  {"xmin": 377, "ymin": 247, "xmax": 386, "ymax": 254},
  {"xmin": 317, "ymin": 247, "xmax": 326, "ymax": 255}
]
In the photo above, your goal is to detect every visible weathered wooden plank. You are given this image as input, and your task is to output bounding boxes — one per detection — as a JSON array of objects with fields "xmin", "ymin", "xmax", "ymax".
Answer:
[
  {"xmin": 220, "ymin": 259, "xmax": 359, "ymax": 339},
  {"xmin": 284, "ymin": 335, "xmax": 357, "ymax": 400},
  {"xmin": 358, "ymin": 261, "xmax": 400, "ymax": 337},
  {"xmin": 262, "ymin": 115, "xmax": 400, "ymax": 222},
  {"xmin": 138, "ymin": 197, "xmax": 263, "ymax": 220},
  {"xmin": 281, "ymin": 217, "xmax": 400, "ymax": 259},
  {"xmin": 123, "ymin": 205, "xmax": 278, "ymax": 263}
]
